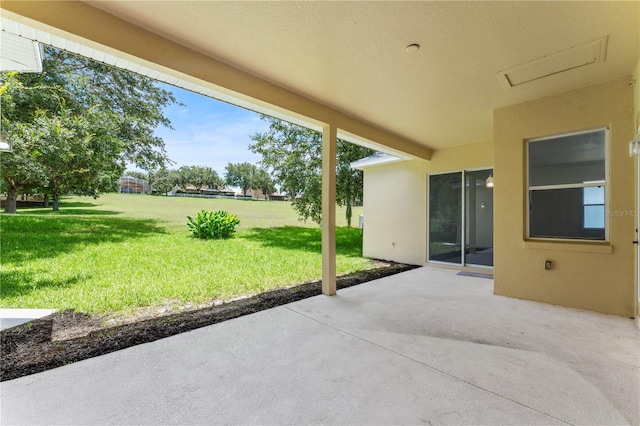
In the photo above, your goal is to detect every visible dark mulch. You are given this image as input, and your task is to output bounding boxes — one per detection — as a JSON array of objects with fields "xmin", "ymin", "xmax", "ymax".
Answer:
[{"xmin": 1, "ymin": 262, "xmax": 418, "ymax": 382}]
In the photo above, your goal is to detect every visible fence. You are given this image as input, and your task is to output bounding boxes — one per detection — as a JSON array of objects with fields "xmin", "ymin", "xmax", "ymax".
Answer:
[{"xmin": 169, "ymin": 193, "xmax": 254, "ymax": 201}]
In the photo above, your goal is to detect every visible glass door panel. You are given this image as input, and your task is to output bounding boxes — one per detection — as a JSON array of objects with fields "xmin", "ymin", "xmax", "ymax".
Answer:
[
  {"xmin": 429, "ymin": 172, "xmax": 463, "ymax": 264},
  {"xmin": 465, "ymin": 169, "xmax": 494, "ymax": 267}
]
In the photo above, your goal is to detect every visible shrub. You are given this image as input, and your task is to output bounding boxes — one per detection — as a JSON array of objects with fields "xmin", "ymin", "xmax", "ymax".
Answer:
[{"xmin": 187, "ymin": 209, "xmax": 240, "ymax": 240}]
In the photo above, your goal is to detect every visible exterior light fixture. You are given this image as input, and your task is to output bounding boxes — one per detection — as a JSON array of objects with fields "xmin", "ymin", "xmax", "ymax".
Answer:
[
  {"xmin": 0, "ymin": 130, "xmax": 12, "ymax": 152},
  {"xmin": 486, "ymin": 174, "xmax": 494, "ymax": 188},
  {"xmin": 629, "ymin": 126, "xmax": 640, "ymax": 157}
]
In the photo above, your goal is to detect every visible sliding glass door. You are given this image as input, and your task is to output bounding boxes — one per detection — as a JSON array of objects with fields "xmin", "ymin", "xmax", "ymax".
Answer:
[
  {"xmin": 428, "ymin": 169, "xmax": 494, "ymax": 267},
  {"xmin": 429, "ymin": 173, "xmax": 463, "ymax": 264}
]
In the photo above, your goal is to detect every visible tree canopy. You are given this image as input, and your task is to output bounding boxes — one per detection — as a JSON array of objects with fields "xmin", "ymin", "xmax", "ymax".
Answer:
[
  {"xmin": 252, "ymin": 168, "xmax": 276, "ymax": 200},
  {"xmin": 225, "ymin": 162, "xmax": 257, "ymax": 196},
  {"xmin": 0, "ymin": 46, "xmax": 178, "ymax": 212},
  {"xmin": 174, "ymin": 165, "xmax": 221, "ymax": 192},
  {"xmin": 250, "ymin": 116, "xmax": 374, "ymax": 226},
  {"xmin": 148, "ymin": 167, "xmax": 175, "ymax": 195},
  {"xmin": 123, "ymin": 170, "xmax": 149, "ymax": 181}
]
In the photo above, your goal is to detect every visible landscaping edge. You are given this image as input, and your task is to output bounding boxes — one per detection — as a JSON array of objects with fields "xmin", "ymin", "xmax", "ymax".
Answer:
[{"xmin": 1, "ymin": 262, "xmax": 419, "ymax": 382}]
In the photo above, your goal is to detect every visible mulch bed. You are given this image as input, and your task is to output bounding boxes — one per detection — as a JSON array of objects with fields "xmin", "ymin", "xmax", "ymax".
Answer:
[{"xmin": 1, "ymin": 262, "xmax": 418, "ymax": 382}]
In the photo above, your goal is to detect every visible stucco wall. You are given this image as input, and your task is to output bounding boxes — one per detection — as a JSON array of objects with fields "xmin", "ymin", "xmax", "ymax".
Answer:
[
  {"xmin": 362, "ymin": 159, "xmax": 428, "ymax": 265},
  {"xmin": 361, "ymin": 140, "xmax": 493, "ymax": 265},
  {"xmin": 494, "ymin": 77, "xmax": 636, "ymax": 317}
]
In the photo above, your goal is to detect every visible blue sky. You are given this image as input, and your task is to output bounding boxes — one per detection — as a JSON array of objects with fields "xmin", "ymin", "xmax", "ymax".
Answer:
[{"xmin": 152, "ymin": 84, "xmax": 271, "ymax": 177}]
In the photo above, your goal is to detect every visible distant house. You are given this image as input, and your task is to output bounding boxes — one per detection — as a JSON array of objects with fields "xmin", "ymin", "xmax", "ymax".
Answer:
[
  {"xmin": 249, "ymin": 188, "xmax": 267, "ymax": 200},
  {"xmin": 177, "ymin": 184, "xmax": 201, "ymax": 194},
  {"xmin": 246, "ymin": 188, "xmax": 284, "ymax": 200},
  {"xmin": 217, "ymin": 187, "xmax": 236, "ymax": 197},
  {"xmin": 119, "ymin": 176, "xmax": 151, "ymax": 194},
  {"xmin": 175, "ymin": 183, "xmax": 236, "ymax": 197},
  {"xmin": 269, "ymin": 193, "xmax": 287, "ymax": 201}
]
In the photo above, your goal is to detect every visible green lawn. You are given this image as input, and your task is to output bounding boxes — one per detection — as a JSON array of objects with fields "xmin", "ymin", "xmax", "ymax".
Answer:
[{"xmin": 0, "ymin": 194, "xmax": 367, "ymax": 314}]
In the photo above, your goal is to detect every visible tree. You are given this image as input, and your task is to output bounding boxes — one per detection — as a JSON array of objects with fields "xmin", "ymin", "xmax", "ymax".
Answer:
[
  {"xmin": 253, "ymin": 168, "xmax": 276, "ymax": 200},
  {"xmin": 225, "ymin": 162, "xmax": 256, "ymax": 196},
  {"xmin": 173, "ymin": 166, "xmax": 193, "ymax": 191},
  {"xmin": 0, "ymin": 122, "xmax": 48, "ymax": 213},
  {"xmin": 124, "ymin": 170, "xmax": 149, "ymax": 180},
  {"xmin": 202, "ymin": 167, "xmax": 222, "ymax": 189},
  {"xmin": 187, "ymin": 166, "xmax": 208, "ymax": 192},
  {"xmin": 171, "ymin": 165, "xmax": 221, "ymax": 193},
  {"xmin": 24, "ymin": 106, "xmax": 123, "ymax": 211},
  {"xmin": 0, "ymin": 72, "xmax": 56, "ymax": 212},
  {"xmin": 250, "ymin": 118, "xmax": 322, "ymax": 221},
  {"xmin": 250, "ymin": 116, "xmax": 374, "ymax": 225},
  {"xmin": 190, "ymin": 165, "xmax": 221, "ymax": 191},
  {"xmin": 149, "ymin": 167, "xmax": 175, "ymax": 195},
  {"xmin": 336, "ymin": 142, "xmax": 370, "ymax": 226},
  {"xmin": 0, "ymin": 46, "xmax": 178, "ymax": 213}
]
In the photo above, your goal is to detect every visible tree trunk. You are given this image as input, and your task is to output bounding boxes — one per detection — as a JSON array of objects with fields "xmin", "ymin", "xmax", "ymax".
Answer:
[
  {"xmin": 52, "ymin": 190, "xmax": 60, "ymax": 212},
  {"xmin": 43, "ymin": 193, "xmax": 50, "ymax": 208},
  {"xmin": 345, "ymin": 186, "xmax": 353, "ymax": 227},
  {"xmin": 4, "ymin": 186, "xmax": 18, "ymax": 214}
]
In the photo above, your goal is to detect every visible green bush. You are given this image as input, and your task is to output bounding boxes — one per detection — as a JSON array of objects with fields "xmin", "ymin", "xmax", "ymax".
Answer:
[{"xmin": 187, "ymin": 209, "xmax": 240, "ymax": 240}]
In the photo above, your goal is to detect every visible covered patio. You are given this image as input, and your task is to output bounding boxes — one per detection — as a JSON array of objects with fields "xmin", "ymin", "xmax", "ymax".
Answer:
[
  {"xmin": 1, "ymin": 1, "xmax": 639, "ymax": 318},
  {"xmin": 2, "ymin": 267, "xmax": 638, "ymax": 425}
]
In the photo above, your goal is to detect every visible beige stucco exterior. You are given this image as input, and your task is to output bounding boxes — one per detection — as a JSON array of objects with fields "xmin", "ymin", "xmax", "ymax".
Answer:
[
  {"xmin": 362, "ymin": 159, "xmax": 428, "ymax": 265},
  {"xmin": 362, "ymin": 77, "xmax": 639, "ymax": 318},
  {"xmin": 361, "ymin": 140, "xmax": 493, "ymax": 266},
  {"xmin": 494, "ymin": 77, "xmax": 636, "ymax": 317}
]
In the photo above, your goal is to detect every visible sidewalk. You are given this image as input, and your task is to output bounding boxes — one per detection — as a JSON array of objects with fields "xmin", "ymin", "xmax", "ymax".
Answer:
[{"xmin": 0, "ymin": 309, "xmax": 56, "ymax": 331}]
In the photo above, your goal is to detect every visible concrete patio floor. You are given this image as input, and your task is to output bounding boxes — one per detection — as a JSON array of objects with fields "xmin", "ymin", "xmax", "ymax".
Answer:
[
  {"xmin": 0, "ymin": 309, "xmax": 57, "ymax": 331},
  {"xmin": 1, "ymin": 267, "xmax": 639, "ymax": 425}
]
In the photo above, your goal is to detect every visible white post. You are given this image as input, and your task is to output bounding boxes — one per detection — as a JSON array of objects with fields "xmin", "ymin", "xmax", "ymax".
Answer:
[{"xmin": 322, "ymin": 125, "xmax": 337, "ymax": 295}]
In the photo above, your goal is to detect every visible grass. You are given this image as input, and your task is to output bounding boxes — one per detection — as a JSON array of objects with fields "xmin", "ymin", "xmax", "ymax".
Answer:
[{"xmin": 0, "ymin": 194, "xmax": 368, "ymax": 314}]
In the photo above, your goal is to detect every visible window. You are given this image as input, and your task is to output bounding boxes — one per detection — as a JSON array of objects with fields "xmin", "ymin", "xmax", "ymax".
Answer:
[
  {"xmin": 583, "ymin": 186, "xmax": 605, "ymax": 229},
  {"xmin": 527, "ymin": 129, "xmax": 607, "ymax": 241}
]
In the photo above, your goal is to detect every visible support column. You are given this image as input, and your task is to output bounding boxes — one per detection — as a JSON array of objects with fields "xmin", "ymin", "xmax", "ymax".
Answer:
[{"xmin": 322, "ymin": 124, "xmax": 337, "ymax": 296}]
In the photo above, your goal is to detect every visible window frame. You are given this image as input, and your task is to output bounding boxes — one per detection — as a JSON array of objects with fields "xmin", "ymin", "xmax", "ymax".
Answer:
[{"xmin": 526, "ymin": 128, "xmax": 609, "ymax": 242}]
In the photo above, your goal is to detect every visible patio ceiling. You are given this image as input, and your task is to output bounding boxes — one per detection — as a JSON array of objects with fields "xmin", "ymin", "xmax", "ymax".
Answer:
[
  {"xmin": 2, "ymin": 1, "xmax": 639, "ymax": 153},
  {"xmin": 87, "ymin": 1, "xmax": 639, "ymax": 149}
]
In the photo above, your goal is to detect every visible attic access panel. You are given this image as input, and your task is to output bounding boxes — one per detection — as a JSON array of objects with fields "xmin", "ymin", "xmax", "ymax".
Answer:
[{"xmin": 496, "ymin": 36, "xmax": 608, "ymax": 89}]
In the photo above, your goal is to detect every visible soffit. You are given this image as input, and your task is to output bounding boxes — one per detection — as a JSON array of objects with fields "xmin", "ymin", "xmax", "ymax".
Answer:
[{"xmin": 43, "ymin": 1, "xmax": 640, "ymax": 149}]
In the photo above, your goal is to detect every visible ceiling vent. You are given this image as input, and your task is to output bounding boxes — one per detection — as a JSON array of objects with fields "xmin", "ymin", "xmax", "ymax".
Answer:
[{"xmin": 496, "ymin": 36, "xmax": 608, "ymax": 89}]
